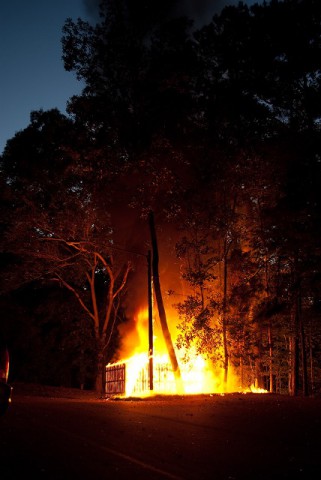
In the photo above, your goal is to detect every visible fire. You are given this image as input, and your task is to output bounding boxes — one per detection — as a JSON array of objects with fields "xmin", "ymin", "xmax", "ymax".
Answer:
[
  {"xmin": 106, "ymin": 350, "xmax": 218, "ymax": 397},
  {"xmin": 247, "ymin": 385, "xmax": 269, "ymax": 394},
  {"xmin": 106, "ymin": 308, "xmax": 268, "ymax": 397}
]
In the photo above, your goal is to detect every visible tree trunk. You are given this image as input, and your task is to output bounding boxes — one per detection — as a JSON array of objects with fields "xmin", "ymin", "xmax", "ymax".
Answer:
[
  {"xmin": 288, "ymin": 333, "xmax": 299, "ymax": 396},
  {"xmin": 222, "ymin": 253, "xmax": 229, "ymax": 385},
  {"xmin": 268, "ymin": 321, "xmax": 274, "ymax": 393},
  {"xmin": 264, "ymin": 253, "xmax": 273, "ymax": 393},
  {"xmin": 309, "ymin": 326, "xmax": 315, "ymax": 395},
  {"xmin": 95, "ymin": 344, "xmax": 105, "ymax": 395},
  {"xmin": 297, "ymin": 284, "xmax": 308, "ymax": 396},
  {"xmin": 289, "ymin": 290, "xmax": 300, "ymax": 396},
  {"xmin": 254, "ymin": 353, "xmax": 264, "ymax": 389},
  {"xmin": 148, "ymin": 211, "xmax": 184, "ymax": 393},
  {"xmin": 249, "ymin": 304, "xmax": 264, "ymax": 389}
]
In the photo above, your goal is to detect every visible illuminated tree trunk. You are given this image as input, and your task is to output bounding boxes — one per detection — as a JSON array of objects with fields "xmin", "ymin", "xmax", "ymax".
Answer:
[
  {"xmin": 296, "ymin": 281, "xmax": 308, "ymax": 396},
  {"xmin": 288, "ymin": 333, "xmax": 299, "ymax": 396},
  {"xmin": 254, "ymin": 329, "xmax": 264, "ymax": 389},
  {"xmin": 268, "ymin": 321, "xmax": 273, "ymax": 392},
  {"xmin": 222, "ymin": 252, "xmax": 229, "ymax": 385},
  {"xmin": 248, "ymin": 304, "xmax": 264, "ymax": 389},
  {"xmin": 264, "ymin": 253, "xmax": 274, "ymax": 393},
  {"xmin": 289, "ymin": 258, "xmax": 308, "ymax": 397},
  {"xmin": 289, "ymin": 283, "xmax": 300, "ymax": 396},
  {"xmin": 148, "ymin": 211, "xmax": 184, "ymax": 393},
  {"xmin": 309, "ymin": 326, "xmax": 315, "ymax": 394},
  {"xmin": 299, "ymin": 315, "xmax": 308, "ymax": 396}
]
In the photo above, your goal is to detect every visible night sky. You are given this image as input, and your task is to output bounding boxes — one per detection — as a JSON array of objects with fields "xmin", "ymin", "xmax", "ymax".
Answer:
[{"xmin": 0, "ymin": 0, "xmax": 261, "ymax": 155}]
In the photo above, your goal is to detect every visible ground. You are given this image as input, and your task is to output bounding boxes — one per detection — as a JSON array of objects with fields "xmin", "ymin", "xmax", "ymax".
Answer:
[{"xmin": 2, "ymin": 382, "xmax": 321, "ymax": 479}]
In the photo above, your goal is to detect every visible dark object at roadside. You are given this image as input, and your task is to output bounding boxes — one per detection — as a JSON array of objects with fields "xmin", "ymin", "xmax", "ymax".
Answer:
[{"xmin": 0, "ymin": 344, "xmax": 12, "ymax": 415}]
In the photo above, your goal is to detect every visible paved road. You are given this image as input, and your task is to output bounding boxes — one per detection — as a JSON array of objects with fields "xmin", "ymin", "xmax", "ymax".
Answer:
[{"xmin": 1, "ymin": 392, "xmax": 321, "ymax": 479}]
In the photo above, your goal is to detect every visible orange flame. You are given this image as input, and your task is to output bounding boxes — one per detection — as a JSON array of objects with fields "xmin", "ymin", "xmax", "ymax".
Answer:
[{"xmin": 106, "ymin": 308, "xmax": 268, "ymax": 397}]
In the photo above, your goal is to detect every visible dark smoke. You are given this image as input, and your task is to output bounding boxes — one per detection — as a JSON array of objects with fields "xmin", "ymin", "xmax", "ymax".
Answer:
[
  {"xmin": 82, "ymin": 1, "xmax": 264, "ymax": 28},
  {"xmin": 82, "ymin": 0, "xmax": 101, "ymax": 21}
]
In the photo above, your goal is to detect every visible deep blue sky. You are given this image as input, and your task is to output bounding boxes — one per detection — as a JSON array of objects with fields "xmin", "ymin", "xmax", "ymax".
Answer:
[
  {"xmin": 0, "ymin": 0, "xmax": 88, "ymax": 154},
  {"xmin": 0, "ymin": 0, "xmax": 260, "ymax": 154}
]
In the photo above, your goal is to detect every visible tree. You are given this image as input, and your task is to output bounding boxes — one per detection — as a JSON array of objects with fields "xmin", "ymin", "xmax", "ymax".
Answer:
[
  {"xmin": 2, "ymin": 0, "xmax": 321, "ymax": 396},
  {"xmin": 0, "ymin": 109, "xmax": 132, "ymax": 392},
  {"xmin": 39, "ymin": 236, "xmax": 131, "ymax": 393},
  {"xmin": 62, "ymin": 0, "xmax": 197, "ymax": 151}
]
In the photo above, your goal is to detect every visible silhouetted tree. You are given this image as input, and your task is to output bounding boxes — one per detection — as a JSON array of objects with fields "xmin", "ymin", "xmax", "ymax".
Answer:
[{"xmin": 0, "ymin": 109, "xmax": 132, "ymax": 392}]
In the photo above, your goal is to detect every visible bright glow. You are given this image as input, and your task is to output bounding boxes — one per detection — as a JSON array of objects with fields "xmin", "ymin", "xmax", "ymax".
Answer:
[
  {"xmin": 248, "ymin": 385, "xmax": 269, "ymax": 394},
  {"xmin": 106, "ymin": 308, "xmax": 268, "ymax": 397}
]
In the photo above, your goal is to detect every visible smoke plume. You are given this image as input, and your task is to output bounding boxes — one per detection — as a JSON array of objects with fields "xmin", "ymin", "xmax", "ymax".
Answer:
[{"xmin": 82, "ymin": 1, "xmax": 264, "ymax": 28}]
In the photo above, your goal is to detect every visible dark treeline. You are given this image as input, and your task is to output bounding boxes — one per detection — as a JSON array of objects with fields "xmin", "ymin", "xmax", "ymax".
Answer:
[{"xmin": 1, "ymin": 0, "xmax": 321, "ymax": 395}]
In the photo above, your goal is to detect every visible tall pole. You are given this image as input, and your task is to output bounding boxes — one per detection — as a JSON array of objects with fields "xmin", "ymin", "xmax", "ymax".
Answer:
[
  {"xmin": 148, "ymin": 211, "xmax": 183, "ymax": 393},
  {"xmin": 147, "ymin": 250, "xmax": 154, "ymax": 390}
]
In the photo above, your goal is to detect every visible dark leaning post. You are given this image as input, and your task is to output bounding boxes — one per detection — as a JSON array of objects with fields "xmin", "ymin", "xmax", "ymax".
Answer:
[{"xmin": 147, "ymin": 249, "xmax": 153, "ymax": 392}]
